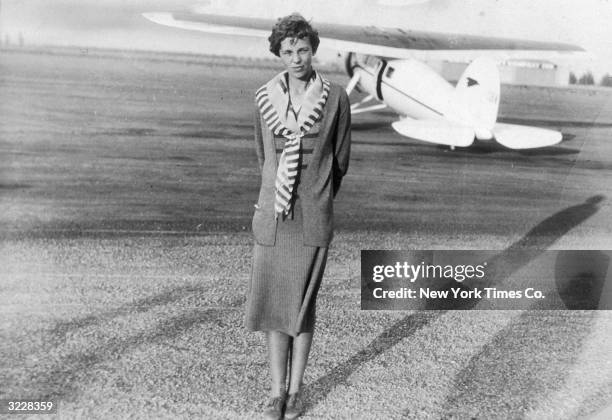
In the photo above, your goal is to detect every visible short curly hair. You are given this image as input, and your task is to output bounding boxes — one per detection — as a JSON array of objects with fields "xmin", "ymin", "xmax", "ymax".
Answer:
[{"xmin": 268, "ymin": 13, "xmax": 320, "ymax": 57}]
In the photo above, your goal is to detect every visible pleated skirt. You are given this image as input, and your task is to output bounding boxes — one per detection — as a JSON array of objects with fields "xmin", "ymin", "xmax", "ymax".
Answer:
[{"xmin": 245, "ymin": 196, "xmax": 328, "ymax": 337}]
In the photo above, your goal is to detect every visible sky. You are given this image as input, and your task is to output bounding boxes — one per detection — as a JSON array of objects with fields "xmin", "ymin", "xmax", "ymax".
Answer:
[{"xmin": 2, "ymin": 0, "xmax": 612, "ymax": 77}]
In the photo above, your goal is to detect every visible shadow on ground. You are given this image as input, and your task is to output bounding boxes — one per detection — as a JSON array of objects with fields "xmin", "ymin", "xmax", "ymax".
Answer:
[
  {"xmin": 437, "ymin": 309, "xmax": 596, "ymax": 419},
  {"xmin": 303, "ymin": 195, "xmax": 604, "ymax": 414},
  {"xmin": 19, "ymin": 286, "xmax": 245, "ymax": 399}
]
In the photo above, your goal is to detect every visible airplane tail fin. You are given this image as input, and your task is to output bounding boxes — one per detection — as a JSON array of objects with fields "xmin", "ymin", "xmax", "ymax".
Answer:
[
  {"xmin": 450, "ymin": 57, "xmax": 562, "ymax": 149},
  {"xmin": 450, "ymin": 57, "xmax": 500, "ymax": 140}
]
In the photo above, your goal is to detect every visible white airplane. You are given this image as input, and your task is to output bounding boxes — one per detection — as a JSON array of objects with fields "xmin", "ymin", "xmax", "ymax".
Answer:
[{"xmin": 143, "ymin": 11, "xmax": 585, "ymax": 150}]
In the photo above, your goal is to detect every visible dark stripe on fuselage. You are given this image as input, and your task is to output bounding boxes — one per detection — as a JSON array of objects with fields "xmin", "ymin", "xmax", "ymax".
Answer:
[
  {"xmin": 376, "ymin": 60, "xmax": 387, "ymax": 101},
  {"xmin": 356, "ymin": 64, "xmax": 444, "ymax": 116}
]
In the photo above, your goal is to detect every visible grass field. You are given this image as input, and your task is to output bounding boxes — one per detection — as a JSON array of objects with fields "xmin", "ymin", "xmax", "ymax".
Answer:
[{"xmin": 1, "ymin": 48, "xmax": 612, "ymax": 419}]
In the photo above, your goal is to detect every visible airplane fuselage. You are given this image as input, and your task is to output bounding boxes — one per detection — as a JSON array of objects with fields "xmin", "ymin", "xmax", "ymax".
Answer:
[{"xmin": 346, "ymin": 53, "xmax": 454, "ymax": 121}]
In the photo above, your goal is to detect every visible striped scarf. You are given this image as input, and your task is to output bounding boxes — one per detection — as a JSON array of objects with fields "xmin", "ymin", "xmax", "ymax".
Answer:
[{"xmin": 256, "ymin": 71, "xmax": 330, "ymax": 219}]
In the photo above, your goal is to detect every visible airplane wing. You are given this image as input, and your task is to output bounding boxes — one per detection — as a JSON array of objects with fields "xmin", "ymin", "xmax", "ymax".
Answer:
[{"xmin": 143, "ymin": 12, "xmax": 585, "ymax": 61}]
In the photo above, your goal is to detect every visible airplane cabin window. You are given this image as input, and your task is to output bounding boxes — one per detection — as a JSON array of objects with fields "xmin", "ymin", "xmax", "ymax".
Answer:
[
  {"xmin": 386, "ymin": 67, "xmax": 395, "ymax": 78},
  {"xmin": 364, "ymin": 55, "xmax": 381, "ymax": 70}
]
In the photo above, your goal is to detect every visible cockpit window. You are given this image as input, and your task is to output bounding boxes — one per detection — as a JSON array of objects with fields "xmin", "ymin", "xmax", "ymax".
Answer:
[{"xmin": 364, "ymin": 55, "xmax": 381, "ymax": 70}]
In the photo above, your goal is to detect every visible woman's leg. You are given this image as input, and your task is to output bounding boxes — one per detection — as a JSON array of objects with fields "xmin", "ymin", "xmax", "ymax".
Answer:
[
  {"xmin": 287, "ymin": 332, "xmax": 313, "ymax": 394},
  {"xmin": 267, "ymin": 331, "xmax": 290, "ymax": 396}
]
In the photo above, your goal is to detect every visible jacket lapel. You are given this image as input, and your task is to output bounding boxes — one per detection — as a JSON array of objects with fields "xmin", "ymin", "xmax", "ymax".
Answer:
[
  {"xmin": 297, "ymin": 73, "xmax": 329, "ymax": 131},
  {"xmin": 256, "ymin": 71, "xmax": 330, "ymax": 137}
]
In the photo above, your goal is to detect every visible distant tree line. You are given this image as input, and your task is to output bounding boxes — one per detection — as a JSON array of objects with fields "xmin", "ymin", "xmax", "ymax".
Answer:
[
  {"xmin": 1, "ymin": 32, "xmax": 25, "ymax": 47},
  {"xmin": 569, "ymin": 71, "xmax": 612, "ymax": 87},
  {"xmin": 601, "ymin": 74, "xmax": 612, "ymax": 87}
]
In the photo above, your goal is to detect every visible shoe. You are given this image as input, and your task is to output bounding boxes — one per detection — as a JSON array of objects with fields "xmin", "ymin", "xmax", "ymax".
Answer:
[
  {"xmin": 262, "ymin": 392, "xmax": 286, "ymax": 420},
  {"xmin": 284, "ymin": 390, "xmax": 304, "ymax": 419}
]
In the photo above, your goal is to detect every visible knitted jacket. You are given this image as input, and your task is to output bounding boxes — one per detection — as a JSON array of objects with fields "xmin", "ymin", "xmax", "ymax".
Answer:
[{"xmin": 252, "ymin": 81, "xmax": 351, "ymax": 247}]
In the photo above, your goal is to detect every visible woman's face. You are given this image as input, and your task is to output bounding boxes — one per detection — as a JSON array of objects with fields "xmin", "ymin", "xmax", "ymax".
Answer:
[{"xmin": 279, "ymin": 37, "xmax": 314, "ymax": 81}]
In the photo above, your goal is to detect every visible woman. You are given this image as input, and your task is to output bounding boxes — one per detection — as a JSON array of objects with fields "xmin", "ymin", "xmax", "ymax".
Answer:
[{"xmin": 244, "ymin": 13, "xmax": 351, "ymax": 420}]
